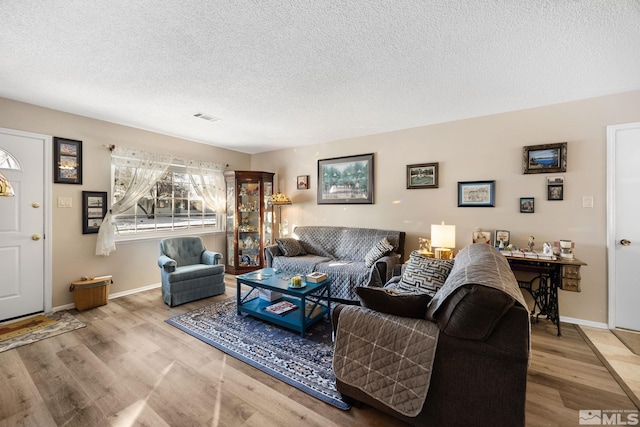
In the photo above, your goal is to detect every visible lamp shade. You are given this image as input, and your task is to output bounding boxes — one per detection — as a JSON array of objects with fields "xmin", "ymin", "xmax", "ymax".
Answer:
[
  {"xmin": 268, "ymin": 192, "xmax": 292, "ymax": 206},
  {"xmin": 431, "ymin": 222, "xmax": 455, "ymax": 248}
]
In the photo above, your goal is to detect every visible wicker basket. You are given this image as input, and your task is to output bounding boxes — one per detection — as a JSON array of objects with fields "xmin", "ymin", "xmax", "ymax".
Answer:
[{"xmin": 69, "ymin": 276, "xmax": 112, "ymax": 311}]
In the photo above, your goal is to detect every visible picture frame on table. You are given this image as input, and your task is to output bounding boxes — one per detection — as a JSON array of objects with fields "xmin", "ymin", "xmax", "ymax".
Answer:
[
  {"xmin": 494, "ymin": 230, "xmax": 510, "ymax": 249},
  {"xmin": 520, "ymin": 197, "xmax": 535, "ymax": 213},
  {"xmin": 523, "ymin": 142, "xmax": 567, "ymax": 174},
  {"xmin": 82, "ymin": 191, "xmax": 107, "ymax": 234},
  {"xmin": 472, "ymin": 230, "xmax": 492, "ymax": 244},
  {"xmin": 457, "ymin": 180, "xmax": 495, "ymax": 207},
  {"xmin": 53, "ymin": 137, "xmax": 82, "ymax": 184},
  {"xmin": 406, "ymin": 162, "xmax": 439, "ymax": 189},
  {"xmin": 317, "ymin": 153, "xmax": 374, "ymax": 204}
]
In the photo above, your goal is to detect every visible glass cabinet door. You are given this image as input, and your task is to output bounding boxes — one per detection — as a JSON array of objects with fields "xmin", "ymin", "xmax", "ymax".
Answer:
[{"xmin": 224, "ymin": 171, "xmax": 274, "ymax": 274}]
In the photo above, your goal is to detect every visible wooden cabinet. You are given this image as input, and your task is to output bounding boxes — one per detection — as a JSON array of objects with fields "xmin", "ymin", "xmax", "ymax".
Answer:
[
  {"xmin": 561, "ymin": 263, "xmax": 582, "ymax": 292},
  {"xmin": 224, "ymin": 171, "xmax": 274, "ymax": 274}
]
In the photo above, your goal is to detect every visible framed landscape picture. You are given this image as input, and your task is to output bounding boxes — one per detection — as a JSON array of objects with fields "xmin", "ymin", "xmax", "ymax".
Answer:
[
  {"xmin": 82, "ymin": 191, "xmax": 107, "ymax": 234},
  {"xmin": 54, "ymin": 137, "xmax": 83, "ymax": 184},
  {"xmin": 520, "ymin": 197, "xmax": 535, "ymax": 213},
  {"xmin": 317, "ymin": 153, "xmax": 374, "ymax": 204},
  {"xmin": 457, "ymin": 180, "xmax": 495, "ymax": 207},
  {"xmin": 406, "ymin": 162, "xmax": 439, "ymax": 189},
  {"xmin": 523, "ymin": 142, "xmax": 567, "ymax": 174}
]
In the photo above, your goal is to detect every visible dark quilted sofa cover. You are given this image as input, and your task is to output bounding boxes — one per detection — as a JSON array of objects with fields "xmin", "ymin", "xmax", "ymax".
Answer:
[
  {"xmin": 333, "ymin": 243, "xmax": 530, "ymax": 427},
  {"xmin": 264, "ymin": 226, "xmax": 405, "ymax": 301}
]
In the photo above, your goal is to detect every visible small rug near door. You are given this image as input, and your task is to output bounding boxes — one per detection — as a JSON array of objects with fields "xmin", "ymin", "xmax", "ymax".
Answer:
[
  {"xmin": 166, "ymin": 296, "xmax": 349, "ymax": 410},
  {"xmin": 0, "ymin": 311, "xmax": 86, "ymax": 353},
  {"xmin": 612, "ymin": 329, "xmax": 640, "ymax": 356}
]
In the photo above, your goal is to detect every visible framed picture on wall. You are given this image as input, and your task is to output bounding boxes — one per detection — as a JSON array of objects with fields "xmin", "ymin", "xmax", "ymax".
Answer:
[
  {"xmin": 297, "ymin": 175, "xmax": 309, "ymax": 190},
  {"xmin": 82, "ymin": 191, "xmax": 107, "ymax": 234},
  {"xmin": 523, "ymin": 142, "xmax": 567, "ymax": 174},
  {"xmin": 317, "ymin": 153, "xmax": 374, "ymax": 204},
  {"xmin": 457, "ymin": 180, "xmax": 495, "ymax": 207},
  {"xmin": 406, "ymin": 162, "xmax": 439, "ymax": 189},
  {"xmin": 53, "ymin": 137, "xmax": 83, "ymax": 184},
  {"xmin": 520, "ymin": 197, "xmax": 535, "ymax": 213},
  {"xmin": 548, "ymin": 185, "xmax": 564, "ymax": 200}
]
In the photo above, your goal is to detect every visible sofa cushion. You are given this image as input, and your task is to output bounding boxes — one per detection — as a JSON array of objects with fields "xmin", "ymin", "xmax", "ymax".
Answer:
[
  {"xmin": 275, "ymin": 237, "xmax": 306, "ymax": 257},
  {"xmin": 433, "ymin": 285, "xmax": 515, "ymax": 341},
  {"xmin": 356, "ymin": 286, "xmax": 432, "ymax": 319},
  {"xmin": 364, "ymin": 237, "xmax": 395, "ymax": 267},
  {"xmin": 398, "ymin": 251, "xmax": 454, "ymax": 296}
]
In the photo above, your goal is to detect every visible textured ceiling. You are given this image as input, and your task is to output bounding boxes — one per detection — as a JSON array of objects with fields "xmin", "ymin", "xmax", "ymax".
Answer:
[{"xmin": 1, "ymin": 1, "xmax": 639, "ymax": 154}]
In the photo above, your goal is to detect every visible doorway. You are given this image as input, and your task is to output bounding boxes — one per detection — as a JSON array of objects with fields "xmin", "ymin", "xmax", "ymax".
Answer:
[
  {"xmin": 607, "ymin": 122, "xmax": 640, "ymax": 331},
  {"xmin": 0, "ymin": 127, "xmax": 52, "ymax": 321}
]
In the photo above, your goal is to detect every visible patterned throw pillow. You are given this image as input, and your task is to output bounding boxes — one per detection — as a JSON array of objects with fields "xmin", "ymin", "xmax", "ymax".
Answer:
[
  {"xmin": 398, "ymin": 251, "xmax": 455, "ymax": 296},
  {"xmin": 275, "ymin": 238, "xmax": 306, "ymax": 257},
  {"xmin": 364, "ymin": 237, "xmax": 395, "ymax": 267}
]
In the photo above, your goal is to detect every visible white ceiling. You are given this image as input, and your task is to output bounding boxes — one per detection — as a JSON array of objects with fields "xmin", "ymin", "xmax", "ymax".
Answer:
[{"xmin": 1, "ymin": 1, "xmax": 639, "ymax": 154}]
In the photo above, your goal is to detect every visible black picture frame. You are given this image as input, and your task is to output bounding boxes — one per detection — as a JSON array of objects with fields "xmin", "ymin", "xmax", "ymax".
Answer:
[
  {"xmin": 494, "ymin": 230, "xmax": 510, "ymax": 249},
  {"xmin": 297, "ymin": 175, "xmax": 309, "ymax": 190},
  {"xmin": 53, "ymin": 137, "xmax": 82, "ymax": 184},
  {"xmin": 548, "ymin": 185, "xmax": 564, "ymax": 201},
  {"xmin": 457, "ymin": 180, "xmax": 495, "ymax": 207},
  {"xmin": 523, "ymin": 142, "xmax": 567, "ymax": 174},
  {"xmin": 520, "ymin": 197, "xmax": 535, "ymax": 213},
  {"xmin": 317, "ymin": 153, "xmax": 374, "ymax": 204},
  {"xmin": 406, "ymin": 162, "xmax": 439, "ymax": 189},
  {"xmin": 82, "ymin": 191, "xmax": 107, "ymax": 234}
]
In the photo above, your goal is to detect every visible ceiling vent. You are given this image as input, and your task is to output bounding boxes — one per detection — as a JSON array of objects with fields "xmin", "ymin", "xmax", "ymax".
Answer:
[{"xmin": 193, "ymin": 112, "xmax": 221, "ymax": 123}]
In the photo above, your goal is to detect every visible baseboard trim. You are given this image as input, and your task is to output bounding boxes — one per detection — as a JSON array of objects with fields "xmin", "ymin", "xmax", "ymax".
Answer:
[
  {"xmin": 560, "ymin": 315, "xmax": 608, "ymax": 329},
  {"xmin": 53, "ymin": 283, "xmax": 162, "ymax": 313}
]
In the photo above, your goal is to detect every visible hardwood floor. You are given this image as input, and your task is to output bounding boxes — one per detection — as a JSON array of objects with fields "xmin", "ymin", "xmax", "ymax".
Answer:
[{"xmin": 0, "ymin": 275, "xmax": 637, "ymax": 427}]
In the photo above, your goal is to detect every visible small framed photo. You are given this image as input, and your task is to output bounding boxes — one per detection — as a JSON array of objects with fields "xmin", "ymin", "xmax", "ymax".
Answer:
[
  {"xmin": 457, "ymin": 180, "xmax": 495, "ymax": 207},
  {"xmin": 548, "ymin": 185, "xmax": 564, "ymax": 200},
  {"xmin": 54, "ymin": 137, "xmax": 82, "ymax": 184},
  {"xmin": 494, "ymin": 230, "xmax": 510, "ymax": 249},
  {"xmin": 406, "ymin": 162, "xmax": 439, "ymax": 189},
  {"xmin": 82, "ymin": 191, "xmax": 107, "ymax": 234},
  {"xmin": 523, "ymin": 142, "xmax": 567, "ymax": 174},
  {"xmin": 472, "ymin": 230, "xmax": 492, "ymax": 244},
  {"xmin": 297, "ymin": 175, "xmax": 309, "ymax": 190},
  {"xmin": 520, "ymin": 197, "xmax": 535, "ymax": 213}
]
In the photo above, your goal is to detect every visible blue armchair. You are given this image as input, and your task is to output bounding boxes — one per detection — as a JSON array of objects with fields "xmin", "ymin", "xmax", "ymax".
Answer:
[{"xmin": 158, "ymin": 237, "xmax": 225, "ymax": 306}]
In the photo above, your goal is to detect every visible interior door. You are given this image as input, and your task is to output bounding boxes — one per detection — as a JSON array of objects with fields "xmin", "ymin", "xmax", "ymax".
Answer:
[
  {"xmin": 0, "ymin": 128, "xmax": 48, "ymax": 321},
  {"xmin": 607, "ymin": 122, "xmax": 640, "ymax": 331}
]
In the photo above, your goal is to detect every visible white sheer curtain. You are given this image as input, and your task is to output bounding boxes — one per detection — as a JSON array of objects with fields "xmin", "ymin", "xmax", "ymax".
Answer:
[
  {"xmin": 185, "ymin": 159, "xmax": 226, "ymax": 213},
  {"xmin": 96, "ymin": 147, "xmax": 173, "ymax": 256}
]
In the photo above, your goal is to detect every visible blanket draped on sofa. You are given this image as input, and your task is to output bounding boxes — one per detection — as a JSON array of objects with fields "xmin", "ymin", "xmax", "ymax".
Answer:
[{"xmin": 333, "ymin": 305, "xmax": 440, "ymax": 416}]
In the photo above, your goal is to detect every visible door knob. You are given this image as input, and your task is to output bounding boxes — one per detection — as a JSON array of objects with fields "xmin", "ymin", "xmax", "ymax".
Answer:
[
  {"xmin": 32, "ymin": 234, "xmax": 41, "ymax": 241},
  {"xmin": 620, "ymin": 239, "xmax": 631, "ymax": 246}
]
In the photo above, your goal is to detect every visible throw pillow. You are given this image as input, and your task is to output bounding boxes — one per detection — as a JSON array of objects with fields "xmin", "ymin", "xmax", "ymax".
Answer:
[
  {"xmin": 364, "ymin": 237, "xmax": 395, "ymax": 268},
  {"xmin": 398, "ymin": 251, "xmax": 455, "ymax": 296},
  {"xmin": 356, "ymin": 286, "xmax": 432, "ymax": 319},
  {"xmin": 275, "ymin": 237, "xmax": 306, "ymax": 257}
]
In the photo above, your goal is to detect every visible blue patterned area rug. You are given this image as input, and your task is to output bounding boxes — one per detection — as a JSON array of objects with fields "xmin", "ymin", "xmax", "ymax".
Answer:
[{"xmin": 165, "ymin": 296, "xmax": 350, "ymax": 410}]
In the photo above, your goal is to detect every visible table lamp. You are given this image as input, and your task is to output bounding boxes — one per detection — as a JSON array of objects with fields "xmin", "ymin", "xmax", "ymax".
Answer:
[{"xmin": 431, "ymin": 221, "xmax": 456, "ymax": 259}]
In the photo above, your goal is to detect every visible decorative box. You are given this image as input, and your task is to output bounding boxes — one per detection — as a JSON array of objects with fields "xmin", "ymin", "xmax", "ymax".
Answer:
[{"xmin": 259, "ymin": 289, "xmax": 283, "ymax": 302}]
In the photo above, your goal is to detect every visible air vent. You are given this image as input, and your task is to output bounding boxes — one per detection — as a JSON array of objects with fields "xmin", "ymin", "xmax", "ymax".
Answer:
[{"xmin": 193, "ymin": 112, "xmax": 221, "ymax": 122}]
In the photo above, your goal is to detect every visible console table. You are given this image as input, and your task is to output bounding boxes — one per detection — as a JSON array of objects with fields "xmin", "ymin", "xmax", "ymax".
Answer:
[{"xmin": 504, "ymin": 255, "xmax": 587, "ymax": 336}]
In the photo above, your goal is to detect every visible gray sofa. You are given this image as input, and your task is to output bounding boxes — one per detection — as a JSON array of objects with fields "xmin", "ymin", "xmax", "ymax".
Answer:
[
  {"xmin": 332, "ymin": 243, "xmax": 530, "ymax": 426},
  {"xmin": 264, "ymin": 226, "xmax": 405, "ymax": 301},
  {"xmin": 158, "ymin": 237, "xmax": 226, "ymax": 306}
]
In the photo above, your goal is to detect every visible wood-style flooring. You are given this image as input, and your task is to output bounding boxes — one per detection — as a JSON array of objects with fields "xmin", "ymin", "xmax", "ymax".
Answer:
[{"xmin": 0, "ymin": 275, "xmax": 637, "ymax": 427}]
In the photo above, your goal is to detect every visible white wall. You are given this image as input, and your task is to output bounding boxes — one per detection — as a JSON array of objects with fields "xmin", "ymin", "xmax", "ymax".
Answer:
[{"xmin": 252, "ymin": 90, "xmax": 640, "ymax": 324}]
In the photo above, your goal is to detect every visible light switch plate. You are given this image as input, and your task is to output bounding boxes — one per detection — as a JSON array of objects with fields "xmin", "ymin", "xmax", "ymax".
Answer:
[
  {"xmin": 582, "ymin": 196, "xmax": 594, "ymax": 208},
  {"xmin": 57, "ymin": 197, "xmax": 72, "ymax": 208}
]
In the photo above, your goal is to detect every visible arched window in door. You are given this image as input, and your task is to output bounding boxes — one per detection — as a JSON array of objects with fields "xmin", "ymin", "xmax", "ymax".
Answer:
[{"xmin": 0, "ymin": 148, "xmax": 20, "ymax": 196}]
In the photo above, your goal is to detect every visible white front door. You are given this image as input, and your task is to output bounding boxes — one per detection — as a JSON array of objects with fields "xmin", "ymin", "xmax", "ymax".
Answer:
[
  {"xmin": 0, "ymin": 128, "xmax": 50, "ymax": 321},
  {"xmin": 607, "ymin": 122, "xmax": 640, "ymax": 331}
]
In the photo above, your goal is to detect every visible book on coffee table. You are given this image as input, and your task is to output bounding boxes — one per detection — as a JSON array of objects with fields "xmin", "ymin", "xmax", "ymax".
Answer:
[{"xmin": 264, "ymin": 300, "xmax": 298, "ymax": 315}]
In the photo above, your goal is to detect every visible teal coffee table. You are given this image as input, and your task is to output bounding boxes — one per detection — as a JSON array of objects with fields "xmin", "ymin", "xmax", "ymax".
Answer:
[{"xmin": 236, "ymin": 268, "xmax": 331, "ymax": 337}]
